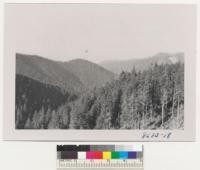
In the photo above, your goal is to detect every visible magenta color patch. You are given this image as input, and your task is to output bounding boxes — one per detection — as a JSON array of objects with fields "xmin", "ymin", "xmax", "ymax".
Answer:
[{"xmin": 86, "ymin": 152, "xmax": 94, "ymax": 159}]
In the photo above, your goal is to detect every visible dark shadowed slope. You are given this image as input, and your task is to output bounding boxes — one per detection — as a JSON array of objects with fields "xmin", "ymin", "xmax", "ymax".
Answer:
[
  {"xmin": 16, "ymin": 74, "xmax": 77, "ymax": 129},
  {"xmin": 59, "ymin": 59, "xmax": 116, "ymax": 89},
  {"xmin": 16, "ymin": 53, "xmax": 84, "ymax": 93},
  {"xmin": 100, "ymin": 53, "xmax": 184, "ymax": 74}
]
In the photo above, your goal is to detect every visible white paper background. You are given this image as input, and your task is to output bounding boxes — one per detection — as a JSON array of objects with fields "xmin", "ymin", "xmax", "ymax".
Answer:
[{"xmin": 0, "ymin": 0, "xmax": 200, "ymax": 170}]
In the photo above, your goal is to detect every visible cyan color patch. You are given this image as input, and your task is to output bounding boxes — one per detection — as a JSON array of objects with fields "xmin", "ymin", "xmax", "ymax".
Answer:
[{"xmin": 119, "ymin": 152, "xmax": 128, "ymax": 159}]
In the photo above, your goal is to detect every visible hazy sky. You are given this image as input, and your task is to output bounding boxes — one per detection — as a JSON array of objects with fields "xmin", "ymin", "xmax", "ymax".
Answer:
[{"xmin": 5, "ymin": 4, "xmax": 196, "ymax": 63}]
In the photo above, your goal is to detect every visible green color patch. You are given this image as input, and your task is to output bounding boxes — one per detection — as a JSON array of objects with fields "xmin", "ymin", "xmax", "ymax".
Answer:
[{"xmin": 111, "ymin": 152, "xmax": 120, "ymax": 159}]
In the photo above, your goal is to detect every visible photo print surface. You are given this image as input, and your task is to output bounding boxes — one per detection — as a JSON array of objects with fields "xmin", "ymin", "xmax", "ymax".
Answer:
[
  {"xmin": 4, "ymin": 3, "xmax": 196, "ymax": 141},
  {"xmin": 15, "ymin": 53, "xmax": 184, "ymax": 130},
  {"xmin": 14, "ymin": 5, "xmax": 186, "ymax": 130}
]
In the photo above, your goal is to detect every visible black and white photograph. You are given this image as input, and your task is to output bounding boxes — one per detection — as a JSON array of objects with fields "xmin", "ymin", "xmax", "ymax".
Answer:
[
  {"xmin": 16, "ymin": 52, "xmax": 184, "ymax": 130},
  {"xmin": 4, "ymin": 3, "xmax": 196, "ymax": 140}
]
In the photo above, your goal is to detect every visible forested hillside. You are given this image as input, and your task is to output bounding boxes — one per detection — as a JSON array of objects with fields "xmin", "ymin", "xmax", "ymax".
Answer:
[
  {"xmin": 16, "ymin": 59, "xmax": 184, "ymax": 129},
  {"xmin": 68, "ymin": 62, "xmax": 184, "ymax": 129},
  {"xmin": 15, "ymin": 74, "xmax": 77, "ymax": 129},
  {"xmin": 15, "ymin": 53, "xmax": 116, "ymax": 129}
]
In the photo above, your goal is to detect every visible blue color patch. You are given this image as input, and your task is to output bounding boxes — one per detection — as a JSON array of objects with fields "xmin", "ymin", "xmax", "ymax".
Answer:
[{"xmin": 128, "ymin": 152, "xmax": 137, "ymax": 159}]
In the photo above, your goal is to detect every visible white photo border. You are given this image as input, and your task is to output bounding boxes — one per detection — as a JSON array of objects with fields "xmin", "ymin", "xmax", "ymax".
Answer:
[{"xmin": 3, "ymin": 2, "xmax": 197, "ymax": 141}]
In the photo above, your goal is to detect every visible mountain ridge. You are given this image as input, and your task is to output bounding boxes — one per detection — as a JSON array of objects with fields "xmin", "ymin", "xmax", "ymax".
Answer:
[
  {"xmin": 16, "ymin": 53, "xmax": 84, "ymax": 93},
  {"xmin": 100, "ymin": 52, "xmax": 184, "ymax": 74},
  {"xmin": 16, "ymin": 53, "xmax": 115, "ymax": 92},
  {"xmin": 59, "ymin": 58, "xmax": 116, "ymax": 89}
]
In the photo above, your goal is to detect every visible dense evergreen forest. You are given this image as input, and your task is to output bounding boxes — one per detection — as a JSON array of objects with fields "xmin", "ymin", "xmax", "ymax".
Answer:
[
  {"xmin": 15, "ymin": 74, "xmax": 77, "ymax": 129},
  {"xmin": 16, "ymin": 61, "xmax": 184, "ymax": 129}
]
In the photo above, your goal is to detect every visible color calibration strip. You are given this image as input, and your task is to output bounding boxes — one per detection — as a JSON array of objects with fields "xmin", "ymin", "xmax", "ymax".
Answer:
[
  {"xmin": 58, "ymin": 151, "xmax": 142, "ymax": 160},
  {"xmin": 57, "ymin": 145, "xmax": 143, "ymax": 169},
  {"xmin": 57, "ymin": 145, "xmax": 143, "ymax": 160}
]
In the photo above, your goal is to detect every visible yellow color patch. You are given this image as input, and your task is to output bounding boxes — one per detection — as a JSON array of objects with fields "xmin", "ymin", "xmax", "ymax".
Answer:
[{"xmin": 103, "ymin": 152, "xmax": 111, "ymax": 159}]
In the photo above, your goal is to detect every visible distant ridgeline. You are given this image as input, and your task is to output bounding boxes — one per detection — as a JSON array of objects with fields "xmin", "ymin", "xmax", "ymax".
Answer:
[{"xmin": 15, "ymin": 53, "xmax": 184, "ymax": 129}]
